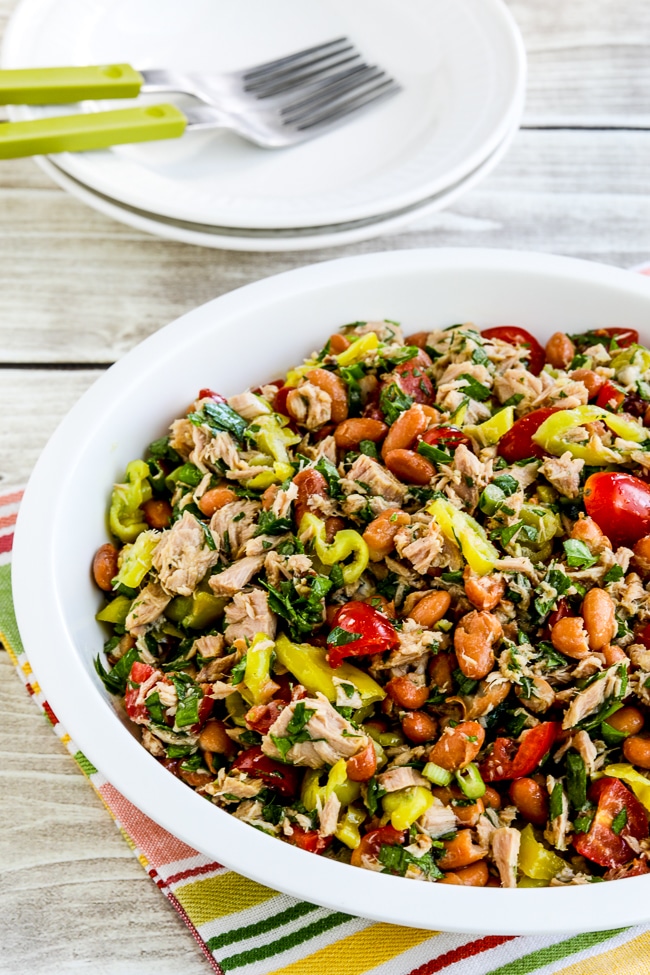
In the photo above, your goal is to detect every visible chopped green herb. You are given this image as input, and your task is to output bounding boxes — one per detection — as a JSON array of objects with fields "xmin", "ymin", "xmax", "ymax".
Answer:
[
  {"xmin": 93, "ymin": 646, "xmax": 139, "ymax": 696},
  {"xmin": 453, "ymin": 668, "xmax": 478, "ymax": 696},
  {"xmin": 611, "ymin": 807, "xmax": 628, "ymax": 836},
  {"xmin": 359, "ymin": 439, "xmax": 379, "ymax": 459},
  {"xmin": 254, "ymin": 510, "xmax": 293, "ymax": 537},
  {"xmin": 379, "ymin": 382, "xmax": 414, "ymax": 425},
  {"xmin": 563, "ymin": 539, "xmax": 598, "ymax": 570},
  {"xmin": 230, "ymin": 655, "xmax": 247, "ymax": 685},
  {"xmin": 492, "ymin": 474, "xmax": 519, "ymax": 497},
  {"xmin": 327, "ymin": 626, "xmax": 361, "ymax": 647},
  {"xmin": 315, "ymin": 456, "xmax": 344, "ymax": 499},
  {"xmin": 378, "ymin": 844, "xmax": 444, "ymax": 880},
  {"xmin": 604, "ymin": 565, "xmax": 624, "ymax": 584},
  {"xmin": 566, "ymin": 751, "xmax": 587, "ymax": 811},
  {"xmin": 457, "ymin": 374, "xmax": 492, "ymax": 402},
  {"xmin": 549, "ymin": 781, "xmax": 564, "ymax": 821}
]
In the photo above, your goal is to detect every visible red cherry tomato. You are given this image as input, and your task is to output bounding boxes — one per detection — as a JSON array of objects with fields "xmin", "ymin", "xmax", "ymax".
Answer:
[
  {"xmin": 547, "ymin": 597, "xmax": 573, "ymax": 633},
  {"xmin": 288, "ymin": 827, "xmax": 333, "ymax": 855},
  {"xmin": 497, "ymin": 407, "xmax": 562, "ymax": 463},
  {"xmin": 350, "ymin": 825, "xmax": 406, "ymax": 867},
  {"xmin": 574, "ymin": 777, "xmax": 649, "ymax": 868},
  {"xmin": 420, "ymin": 426, "xmax": 472, "ymax": 451},
  {"xmin": 245, "ymin": 701, "xmax": 286, "ymax": 735},
  {"xmin": 481, "ymin": 326, "xmax": 546, "ymax": 375},
  {"xmin": 327, "ymin": 601, "xmax": 400, "ymax": 668},
  {"xmin": 388, "ymin": 349, "xmax": 435, "ymax": 404},
  {"xmin": 584, "ymin": 472, "xmax": 650, "ymax": 548},
  {"xmin": 273, "ymin": 386, "xmax": 292, "ymax": 417},
  {"xmin": 590, "ymin": 327, "xmax": 639, "ymax": 349},
  {"xmin": 636, "ymin": 622, "xmax": 650, "ymax": 651},
  {"xmin": 125, "ymin": 662, "xmax": 158, "ymax": 724},
  {"xmin": 595, "ymin": 381, "xmax": 626, "ymax": 412},
  {"xmin": 198, "ymin": 388, "xmax": 226, "ymax": 402},
  {"xmin": 480, "ymin": 722, "xmax": 559, "ymax": 782},
  {"xmin": 231, "ymin": 746, "xmax": 301, "ymax": 799}
]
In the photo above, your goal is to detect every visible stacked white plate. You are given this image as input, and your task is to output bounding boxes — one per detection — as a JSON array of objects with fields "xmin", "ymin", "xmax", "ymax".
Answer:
[{"xmin": 2, "ymin": 0, "xmax": 526, "ymax": 250}]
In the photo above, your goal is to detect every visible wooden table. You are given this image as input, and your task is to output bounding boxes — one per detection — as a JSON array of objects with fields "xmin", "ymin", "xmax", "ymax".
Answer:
[{"xmin": 1, "ymin": 1, "xmax": 649, "ymax": 970}]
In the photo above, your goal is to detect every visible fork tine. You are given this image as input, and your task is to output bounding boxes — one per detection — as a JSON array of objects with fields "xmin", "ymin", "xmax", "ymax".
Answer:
[
  {"xmin": 290, "ymin": 77, "xmax": 400, "ymax": 132},
  {"xmin": 245, "ymin": 50, "xmax": 362, "ymax": 97},
  {"xmin": 242, "ymin": 37, "xmax": 350, "ymax": 81},
  {"xmin": 280, "ymin": 65, "xmax": 384, "ymax": 120}
]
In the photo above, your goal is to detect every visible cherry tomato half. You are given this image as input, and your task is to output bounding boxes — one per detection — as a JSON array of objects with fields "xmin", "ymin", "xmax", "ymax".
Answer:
[
  {"xmin": 420, "ymin": 426, "xmax": 472, "ymax": 452},
  {"xmin": 481, "ymin": 326, "xmax": 546, "ymax": 375},
  {"xmin": 573, "ymin": 777, "xmax": 649, "ymax": 868},
  {"xmin": 288, "ymin": 827, "xmax": 333, "ymax": 855},
  {"xmin": 387, "ymin": 349, "xmax": 435, "ymax": 404},
  {"xmin": 497, "ymin": 407, "xmax": 562, "ymax": 463},
  {"xmin": 125, "ymin": 662, "xmax": 157, "ymax": 724},
  {"xmin": 198, "ymin": 388, "xmax": 226, "ymax": 403},
  {"xmin": 595, "ymin": 381, "xmax": 626, "ymax": 412},
  {"xmin": 350, "ymin": 825, "xmax": 406, "ymax": 868},
  {"xmin": 245, "ymin": 701, "xmax": 286, "ymax": 735},
  {"xmin": 591, "ymin": 327, "xmax": 639, "ymax": 349},
  {"xmin": 480, "ymin": 722, "xmax": 559, "ymax": 782},
  {"xmin": 231, "ymin": 746, "xmax": 301, "ymax": 799},
  {"xmin": 326, "ymin": 601, "xmax": 399, "ymax": 668},
  {"xmin": 584, "ymin": 472, "xmax": 650, "ymax": 548},
  {"xmin": 273, "ymin": 385, "xmax": 292, "ymax": 417}
]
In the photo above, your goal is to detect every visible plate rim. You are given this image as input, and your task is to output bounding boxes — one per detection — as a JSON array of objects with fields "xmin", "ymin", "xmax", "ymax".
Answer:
[{"xmin": 1, "ymin": 0, "xmax": 527, "ymax": 228}]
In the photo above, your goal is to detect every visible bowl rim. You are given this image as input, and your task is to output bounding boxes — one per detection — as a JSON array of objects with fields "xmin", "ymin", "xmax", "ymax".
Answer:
[{"xmin": 13, "ymin": 247, "xmax": 650, "ymax": 936}]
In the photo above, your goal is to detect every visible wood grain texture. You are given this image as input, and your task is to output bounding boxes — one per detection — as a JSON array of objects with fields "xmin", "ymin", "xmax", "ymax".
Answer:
[{"xmin": 1, "ymin": 0, "xmax": 650, "ymax": 971}]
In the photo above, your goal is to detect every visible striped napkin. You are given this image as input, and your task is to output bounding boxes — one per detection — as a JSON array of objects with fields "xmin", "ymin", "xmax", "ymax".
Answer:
[{"xmin": 5, "ymin": 270, "xmax": 650, "ymax": 974}]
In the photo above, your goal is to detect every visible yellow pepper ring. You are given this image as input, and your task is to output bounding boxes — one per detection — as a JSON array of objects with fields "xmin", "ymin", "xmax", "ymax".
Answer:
[
  {"xmin": 532, "ymin": 405, "xmax": 646, "ymax": 465},
  {"xmin": 426, "ymin": 497, "xmax": 498, "ymax": 576},
  {"xmin": 299, "ymin": 512, "xmax": 369, "ymax": 585}
]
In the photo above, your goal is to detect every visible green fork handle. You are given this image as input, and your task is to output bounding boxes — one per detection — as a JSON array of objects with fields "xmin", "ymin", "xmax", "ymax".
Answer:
[
  {"xmin": 0, "ymin": 104, "xmax": 187, "ymax": 159},
  {"xmin": 0, "ymin": 64, "xmax": 143, "ymax": 104}
]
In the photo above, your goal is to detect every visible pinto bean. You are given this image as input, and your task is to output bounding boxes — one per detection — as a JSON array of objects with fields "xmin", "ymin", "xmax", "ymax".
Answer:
[
  {"xmin": 386, "ymin": 676, "xmax": 429, "ymax": 710},
  {"xmin": 325, "ymin": 516, "xmax": 345, "ymax": 543},
  {"xmin": 334, "ymin": 417, "xmax": 388, "ymax": 450},
  {"xmin": 455, "ymin": 678, "xmax": 511, "ymax": 719},
  {"xmin": 92, "ymin": 543, "xmax": 119, "ymax": 591},
  {"xmin": 328, "ymin": 333, "xmax": 350, "ymax": 354},
  {"xmin": 346, "ymin": 740, "xmax": 377, "ymax": 781},
  {"xmin": 293, "ymin": 468, "xmax": 328, "ymax": 526},
  {"xmin": 260, "ymin": 484, "xmax": 280, "ymax": 511},
  {"xmin": 384, "ymin": 448, "xmax": 435, "ymax": 485},
  {"xmin": 432, "ymin": 787, "xmax": 485, "ymax": 826},
  {"xmin": 402, "ymin": 711, "xmax": 438, "ymax": 744},
  {"xmin": 570, "ymin": 516, "xmax": 612, "ymax": 554},
  {"xmin": 440, "ymin": 861, "xmax": 489, "ymax": 886},
  {"xmin": 570, "ymin": 368, "xmax": 606, "ymax": 399},
  {"xmin": 623, "ymin": 733, "xmax": 650, "ymax": 769},
  {"xmin": 428, "ymin": 720, "xmax": 485, "ymax": 771},
  {"xmin": 603, "ymin": 643, "xmax": 628, "ymax": 666},
  {"xmin": 142, "ymin": 498, "xmax": 172, "ymax": 529},
  {"xmin": 382, "ymin": 404, "xmax": 431, "ymax": 457},
  {"xmin": 428, "ymin": 652, "xmax": 455, "ymax": 694},
  {"xmin": 437, "ymin": 830, "xmax": 487, "ymax": 870},
  {"xmin": 179, "ymin": 766, "xmax": 214, "ymax": 788},
  {"xmin": 306, "ymin": 368, "xmax": 348, "ymax": 422},
  {"xmin": 483, "ymin": 786, "xmax": 502, "ymax": 811},
  {"xmin": 362, "ymin": 508, "xmax": 410, "ymax": 561},
  {"xmin": 509, "ymin": 777, "xmax": 549, "ymax": 826},
  {"xmin": 582, "ymin": 588, "xmax": 617, "ymax": 651},
  {"xmin": 545, "ymin": 331, "xmax": 575, "ymax": 369},
  {"xmin": 454, "ymin": 611, "xmax": 503, "ymax": 679},
  {"xmin": 463, "ymin": 567, "xmax": 506, "ymax": 611},
  {"xmin": 407, "ymin": 591, "xmax": 451, "ymax": 627},
  {"xmin": 198, "ymin": 487, "xmax": 237, "ymax": 516},
  {"xmin": 551, "ymin": 616, "xmax": 590, "ymax": 659},
  {"xmin": 608, "ymin": 706, "xmax": 645, "ymax": 736},
  {"xmin": 199, "ymin": 719, "xmax": 234, "ymax": 756},
  {"xmin": 404, "ymin": 331, "xmax": 430, "ymax": 349},
  {"xmin": 633, "ymin": 536, "xmax": 650, "ymax": 576}
]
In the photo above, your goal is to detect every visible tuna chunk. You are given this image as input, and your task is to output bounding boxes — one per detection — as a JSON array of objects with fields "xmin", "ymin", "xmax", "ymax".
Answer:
[
  {"xmin": 210, "ymin": 500, "xmax": 261, "ymax": 559},
  {"xmin": 168, "ymin": 418, "xmax": 195, "ymax": 461},
  {"xmin": 562, "ymin": 665, "xmax": 626, "ymax": 729},
  {"xmin": 227, "ymin": 391, "xmax": 272, "ymax": 420},
  {"xmin": 419, "ymin": 799, "xmax": 458, "ymax": 839},
  {"xmin": 125, "ymin": 580, "xmax": 171, "ymax": 635},
  {"xmin": 262, "ymin": 693, "xmax": 368, "ymax": 768},
  {"xmin": 318, "ymin": 793, "xmax": 341, "ymax": 837},
  {"xmin": 539, "ymin": 451, "xmax": 585, "ymax": 499},
  {"xmin": 152, "ymin": 511, "xmax": 219, "ymax": 597},
  {"xmin": 209, "ymin": 555, "xmax": 265, "ymax": 596},
  {"xmin": 286, "ymin": 383, "xmax": 332, "ymax": 430},
  {"xmin": 448, "ymin": 443, "xmax": 487, "ymax": 511},
  {"xmin": 491, "ymin": 827, "xmax": 520, "ymax": 888},
  {"xmin": 223, "ymin": 588, "xmax": 277, "ymax": 645},
  {"xmin": 342, "ymin": 454, "xmax": 406, "ymax": 504},
  {"xmin": 197, "ymin": 651, "xmax": 239, "ymax": 682},
  {"xmin": 377, "ymin": 767, "xmax": 429, "ymax": 793}
]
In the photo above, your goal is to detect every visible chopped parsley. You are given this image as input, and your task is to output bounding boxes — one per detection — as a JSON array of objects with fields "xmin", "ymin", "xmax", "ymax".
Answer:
[
  {"xmin": 378, "ymin": 844, "xmax": 444, "ymax": 880},
  {"xmin": 563, "ymin": 539, "xmax": 598, "ymax": 570},
  {"xmin": 270, "ymin": 701, "xmax": 316, "ymax": 759},
  {"xmin": 453, "ymin": 668, "xmax": 478, "ymax": 696},
  {"xmin": 189, "ymin": 399, "xmax": 248, "ymax": 441},
  {"xmin": 254, "ymin": 510, "xmax": 293, "ymax": 536},
  {"xmin": 364, "ymin": 776, "xmax": 386, "ymax": 816},
  {"xmin": 566, "ymin": 751, "xmax": 587, "ymax": 811},
  {"xmin": 379, "ymin": 382, "xmax": 414, "ymax": 425},
  {"xmin": 611, "ymin": 807, "xmax": 628, "ymax": 836},
  {"xmin": 604, "ymin": 565, "xmax": 624, "ymax": 584},
  {"xmin": 172, "ymin": 674, "xmax": 204, "ymax": 729},
  {"xmin": 327, "ymin": 626, "xmax": 361, "ymax": 647},
  {"xmin": 93, "ymin": 646, "xmax": 139, "ymax": 696},
  {"xmin": 264, "ymin": 574, "xmax": 333, "ymax": 639},
  {"xmin": 359, "ymin": 439, "xmax": 379, "ymax": 459},
  {"xmin": 315, "ymin": 456, "xmax": 344, "ymax": 499},
  {"xmin": 457, "ymin": 374, "xmax": 492, "ymax": 402},
  {"xmin": 230, "ymin": 655, "xmax": 247, "ymax": 685}
]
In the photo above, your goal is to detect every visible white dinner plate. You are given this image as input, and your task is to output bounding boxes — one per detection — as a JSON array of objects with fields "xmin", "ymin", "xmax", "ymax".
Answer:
[
  {"xmin": 34, "ymin": 104, "xmax": 522, "ymax": 251},
  {"xmin": 2, "ymin": 0, "xmax": 526, "ymax": 229}
]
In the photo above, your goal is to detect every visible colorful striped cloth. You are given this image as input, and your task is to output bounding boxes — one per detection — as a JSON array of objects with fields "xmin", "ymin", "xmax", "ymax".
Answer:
[{"xmin": 2, "ymin": 402, "xmax": 650, "ymax": 974}]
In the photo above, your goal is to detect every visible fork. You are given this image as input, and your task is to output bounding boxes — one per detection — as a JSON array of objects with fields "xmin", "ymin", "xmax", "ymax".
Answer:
[{"xmin": 0, "ymin": 38, "xmax": 400, "ymax": 157}]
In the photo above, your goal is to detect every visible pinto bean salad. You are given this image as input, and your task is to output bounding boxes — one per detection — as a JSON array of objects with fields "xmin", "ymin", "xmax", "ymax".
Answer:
[{"xmin": 93, "ymin": 319, "xmax": 650, "ymax": 888}]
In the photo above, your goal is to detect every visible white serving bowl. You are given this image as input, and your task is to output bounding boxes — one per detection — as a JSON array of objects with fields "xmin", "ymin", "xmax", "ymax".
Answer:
[{"xmin": 13, "ymin": 249, "xmax": 650, "ymax": 935}]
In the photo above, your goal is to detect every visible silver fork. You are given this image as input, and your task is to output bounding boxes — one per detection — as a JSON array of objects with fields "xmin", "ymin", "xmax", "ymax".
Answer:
[{"xmin": 0, "ymin": 38, "xmax": 400, "ymax": 153}]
